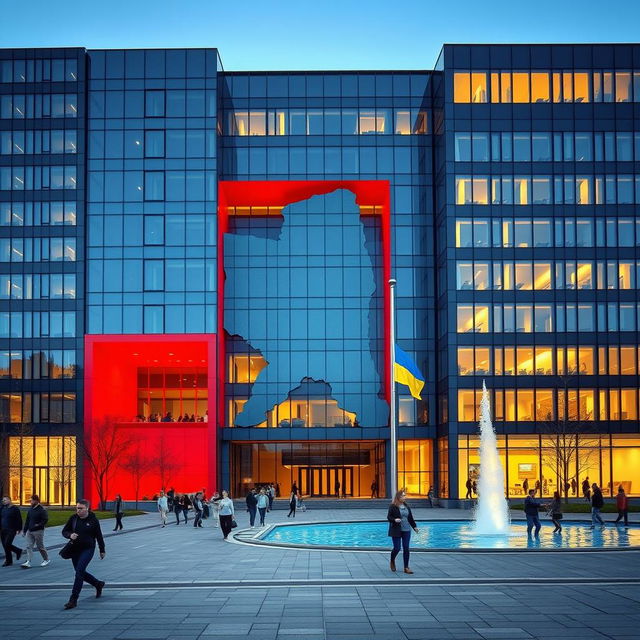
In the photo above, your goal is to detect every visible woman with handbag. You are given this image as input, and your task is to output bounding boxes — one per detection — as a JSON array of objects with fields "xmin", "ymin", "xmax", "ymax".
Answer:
[
  {"xmin": 387, "ymin": 489, "xmax": 419, "ymax": 574},
  {"xmin": 218, "ymin": 490, "xmax": 235, "ymax": 540},
  {"xmin": 547, "ymin": 491, "xmax": 563, "ymax": 533}
]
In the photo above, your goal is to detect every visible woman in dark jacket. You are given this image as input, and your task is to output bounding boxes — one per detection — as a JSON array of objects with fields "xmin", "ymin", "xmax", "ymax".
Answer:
[
  {"xmin": 387, "ymin": 489, "xmax": 419, "ymax": 574},
  {"xmin": 547, "ymin": 490, "xmax": 562, "ymax": 533}
]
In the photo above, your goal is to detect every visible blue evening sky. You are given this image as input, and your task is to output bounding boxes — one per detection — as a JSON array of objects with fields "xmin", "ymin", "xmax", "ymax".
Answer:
[{"xmin": 1, "ymin": 0, "xmax": 638, "ymax": 71}]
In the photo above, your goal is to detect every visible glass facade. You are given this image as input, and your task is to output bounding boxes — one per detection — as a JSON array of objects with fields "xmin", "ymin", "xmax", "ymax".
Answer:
[{"xmin": 0, "ymin": 44, "xmax": 638, "ymax": 503}]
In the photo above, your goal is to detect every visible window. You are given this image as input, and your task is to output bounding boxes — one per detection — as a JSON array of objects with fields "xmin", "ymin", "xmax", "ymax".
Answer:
[
  {"xmin": 145, "ymin": 90, "xmax": 165, "ymax": 117},
  {"xmin": 454, "ymin": 133, "xmax": 471, "ymax": 161},
  {"xmin": 144, "ymin": 171, "xmax": 164, "ymax": 201},
  {"xmin": 453, "ymin": 73, "xmax": 471, "ymax": 103},
  {"xmin": 145, "ymin": 130, "xmax": 164, "ymax": 157},
  {"xmin": 144, "ymin": 260, "xmax": 164, "ymax": 291},
  {"xmin": 512, "ymin": 73, "xmax": 530, "ymax": 102},
  {"xmin": 471, "ymin": 73, "xmax": 487, "ymax": 103},
  {"xmin": 455, "ymin": 219, "xmax": 472, "ymax": 247},
  {"xmin": 530, "ymin": 72, "xmax": 550, "ymax": 102}
]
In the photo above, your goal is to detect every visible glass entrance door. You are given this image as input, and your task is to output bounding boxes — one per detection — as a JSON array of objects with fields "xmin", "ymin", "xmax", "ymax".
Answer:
[{"xmin": 298, "ymin": 466, "xmax": 353, "ymax": 497}]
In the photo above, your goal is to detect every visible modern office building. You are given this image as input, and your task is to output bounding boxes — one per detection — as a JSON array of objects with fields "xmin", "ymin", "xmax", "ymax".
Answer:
[{"xmin": 0, "ymin": 44, "xmax": 639, "ymax": 506}]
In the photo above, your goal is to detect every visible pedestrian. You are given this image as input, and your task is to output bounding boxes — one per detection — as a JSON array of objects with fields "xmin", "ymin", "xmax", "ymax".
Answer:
[
  {"xmin": 181, "ymin": 493, "xmax": 191, "ymax": 523},
  {"xmin": 582, "ymin": 477, "xmax": 591, "ymax": 502},
  {"xmin": 571, "ymin": 478, "xmax": 577, "ymax": 496},
  {"xmin": 218, "ymin": 490, "xmax": 235, "ymax": 539},
  {"xmin": 167, "ymin": 487, "xmax": 175, "ymax": 512},
  {"xmin": 192, "ymin": 492, "xmax": 204, "ymax": 528},
  {"xmin": 590, "ymin": 483, "xmax": 605, "ymax": 529},
  {"xmin": 275, "ymin": 483, "xmax": 281, "ymax": 498},
  {"xmin": 524, "ymin": 488, "xmax": 543, "ymax": 538},
  {"xmin": 426, "ymin": 486, "xmax": 434, "ymax": 508},
  {"xmin": 387, "ymin": 489, "xmax": 419, "ymax": 574},
  {"xmin": 173, "ymin": 493, "xmax": 182, "ymax": 525},
  {"xmin": 257, "ymin": 488, "xmax": 269, "ymax": 526},
  {"xmin": 465, "ymin": 477, "xmax": 473, "ymax": 499},
  {"xmin": 547, "ymin": 490, "xmax": 563, "ymax": 533},
  {"xmin": 157, "ymin": 491, "xmax": 168, "ymax": 527},
  {"xmin": 472, "ymin": 480, "xmax": 477, "ymax": 496},
  {"xmin": 112, "ymin": 494, "xmax": 124, "ymax": 531},
  {"xmin": 522, "ymin": 477, "xmax": 529, "ymax": 495},
  {"xmin": 614, "ymin": 486, "xmax": 629, "ymax": 527},
  {"xmin": 370, "ymin": 480, "xmax": 378, "ymax": 499},
  {"xmin": 61, "ymin": 500, "xmax": 106, "ymax": 610},
  {"xmin": 334, "ymin": 479, "xmax": 341, "ymax": 498},
  {"xmin": 210, "ymin": 491, "xmax": 221, "ymax": 528},
  {"xmin": 0, "ymin": 496, "xmax": 23, "ymax": 566},
  {"xmin": 287, "ymin": 490, "xmax": 296, "ymax": 518},
  {"xmin": 246, "ymin": 488, "xmax": 257, "ymax": 528},
  {"xmin": 21, "ymin": 494, "xmax": 49, "ymax": 568},
  {"xmin": 291, "ymin": 482, "xmax": 298, "ymax": 497},
  {"xmin": 267, "ymin": 484, "xmax": 275, "ymax": 511}
]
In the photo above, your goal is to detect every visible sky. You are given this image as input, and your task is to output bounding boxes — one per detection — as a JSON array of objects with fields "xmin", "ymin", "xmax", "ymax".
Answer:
[{"xmin": 1, "ymin": 0, "xmax": 638, "ymax": 71}]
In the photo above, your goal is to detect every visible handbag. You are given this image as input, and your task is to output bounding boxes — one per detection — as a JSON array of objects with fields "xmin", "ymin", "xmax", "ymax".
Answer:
[
  {"xmin": 59, "ymin": 516, "xmax": 78, "ymax": 559},
  {"xmin": 231, "ymin": 518, "xmax": 238, "ymax": 529}
]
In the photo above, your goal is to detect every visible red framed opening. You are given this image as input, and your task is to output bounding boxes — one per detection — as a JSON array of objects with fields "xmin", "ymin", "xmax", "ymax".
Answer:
[
  {"xmin": 83, "ymin": 334, "xmax": 216, "ymax": 504},
  {"xmin": 217, "ymin": 180, "xmax": 391, "ymax": 429}
]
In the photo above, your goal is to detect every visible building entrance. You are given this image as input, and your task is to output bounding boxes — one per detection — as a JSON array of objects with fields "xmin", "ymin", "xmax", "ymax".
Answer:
[{"xmin": 298, "ymin": 466, "xmax": 353, "ymax": 497}]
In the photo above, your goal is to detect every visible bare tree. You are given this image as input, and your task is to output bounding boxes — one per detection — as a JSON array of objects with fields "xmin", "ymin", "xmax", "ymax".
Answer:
[
  {"xmin": 81, "ymin": 416, "xmax": 135, "ymax": 510},
  {"xmin": 155, "ymin": 434, "xmax": 180, "ymax": 493},
  {"xmin": 119, "ymin": 443, "xmax": 155, "ymax": 509},
  {"xmin": 537, "ymin": 378, "xmax": 601, "ymax": 504}
]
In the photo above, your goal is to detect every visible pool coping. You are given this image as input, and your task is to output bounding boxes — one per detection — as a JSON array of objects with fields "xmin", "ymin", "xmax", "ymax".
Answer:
[{"xmin": 231, "ymin": 518, "xmax": 640, "ymax": 553}]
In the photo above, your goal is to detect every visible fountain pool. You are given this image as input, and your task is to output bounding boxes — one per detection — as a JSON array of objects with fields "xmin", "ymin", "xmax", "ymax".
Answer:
[{"xmin": 257, "ymin": 520, "xmax": 640, "ymax": 550}]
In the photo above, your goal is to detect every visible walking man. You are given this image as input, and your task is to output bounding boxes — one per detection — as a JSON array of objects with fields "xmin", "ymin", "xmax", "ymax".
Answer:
[
  {"xmin": 61, "ymin": 500, "xmax": 106, "ymax": 610},
  {"xmin": 0, "ymin": 496, "xmax": 23, "ymax": 566},
  {"xmin": 524, "ymin": 488, "xmax": 543, "ymax": 538},
  {"xmin": 267, "ymin": 484, "xmax": 275, "ymax": 511},
  {"xmin": 21, "ymin": 495, "xmax": 49, "ymax": 568},
  {"xmin": 465, "ymin": 477, "xmax": 473, "ymax": 499},
  {"xmin": 590, "ymin": 483, "xmax": 605, "ymax": 529},
  {"xmin": 157, "ymin": 491, "xmax": 168, "ymax": 527},
  {"xmin": 334, "ymin": 479, "xmax": 341, "ymax": 498},
  {"xmin": 614, "ymin": 486, "xmax": 629, "ymax": 527},
  {"xmin": 112, "ymin": 494, "xmax": 124, "ymax": 531},
  {"xmin": 192, "ymin": 492, "xmax": 204, "ymax": 528},
  {"xmin": 246, "ymin": 488, "xmax": 257, "ymax": 528},
  {"xmin": 582, "ymin": 477, "xmax": 591, "ymax": 502}
]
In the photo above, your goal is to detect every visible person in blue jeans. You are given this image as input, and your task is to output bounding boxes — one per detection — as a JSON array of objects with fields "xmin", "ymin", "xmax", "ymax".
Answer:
[
  {"xmin": 256, "ymin": 488, "xmax": 269, "ymax": 526},
  {"xmin": 524, "ymin": 488, "xmax": 543, "ymax": 537},
  {"xmin": 246, "ymin": 488, "xmax": 258, "ymax": 528},
  {"xmin": 61, "ymin": 500, "xmax": 106, "ymax": 610},
  {"xmin": 387, "ymin": 490, "xmax": 419, "ymax": 574},
  {"xmin": 590, "ymin": 483, "xmax": 606, "ymax": 529}
]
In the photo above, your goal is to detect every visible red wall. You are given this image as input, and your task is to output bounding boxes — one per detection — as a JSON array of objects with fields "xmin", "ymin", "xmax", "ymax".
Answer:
[{"xmin": 83, "ymin": 334, "xmax": 216, "ymax": 505}]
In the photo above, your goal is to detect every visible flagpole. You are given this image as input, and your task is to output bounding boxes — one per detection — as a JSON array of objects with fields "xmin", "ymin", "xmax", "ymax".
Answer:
[{"xmin": 389, "ymin": 277, "xmax": 397, "ymax": 498}]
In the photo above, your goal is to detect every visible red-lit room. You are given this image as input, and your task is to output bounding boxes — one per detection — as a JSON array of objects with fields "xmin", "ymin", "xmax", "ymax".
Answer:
[{"xmin": 84, "ymin": 335, "xmax": 216, "ymax": 506}]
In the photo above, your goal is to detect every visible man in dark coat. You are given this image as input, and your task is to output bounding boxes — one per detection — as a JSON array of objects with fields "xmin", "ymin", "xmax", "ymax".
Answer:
[
  {"xmin": 0, "ymin": 496, "xmax": 23, "ymax": 566},
  {"xmin": 61, "ymin": 500, "xmax": 106, "ymax": 610},
  {"xmin": 524, "ymin": 488, "xmax": 543, "ymax": 537}
]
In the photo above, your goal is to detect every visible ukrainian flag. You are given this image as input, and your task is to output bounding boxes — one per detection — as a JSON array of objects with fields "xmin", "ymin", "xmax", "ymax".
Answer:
[{"xmin": 394, "ymin": 345, "xmax": 425, "ymax": 400}]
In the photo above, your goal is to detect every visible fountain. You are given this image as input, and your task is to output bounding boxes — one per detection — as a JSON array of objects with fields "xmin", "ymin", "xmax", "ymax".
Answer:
[{"xmin": 473, "ymin": 381, "xmax": 510, "ymax": 535}]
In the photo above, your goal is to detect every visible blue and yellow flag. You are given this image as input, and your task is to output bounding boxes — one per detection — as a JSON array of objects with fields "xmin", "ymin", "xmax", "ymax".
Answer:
[{"xmin": 394, "ymin": 345, "xmax": 425, "ymax": 400}]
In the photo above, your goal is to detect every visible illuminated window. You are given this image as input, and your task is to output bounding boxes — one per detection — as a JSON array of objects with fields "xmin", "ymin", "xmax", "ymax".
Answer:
[
  {"xmin": 473, "ymin": 262, "xmax": 489, "ymax": 290},
  {"xmin": 535, "ymin": 347, "xmax": 554, "ymax": 375},
  {"xmin": 562, "ymin": 72, "xmax": 573, "ymax": 102},
  {"xmin": 8, "ymin": 436, "xmax": 76, "ymax": 505},
  {"xmin": 517, "ymin": 389, "xmax": 534, "ymax": 421},
  {"xmin": 576, "ymin": 262, "xmax": 593, "ymax": 290},
  {"xmin": 457, "ymin": 348, "xmax": 474, "ymax": 375},
  {"xmin": 455, "ymin": 176, "xmax": 472, "ymax": 204},
  {"xmin": 514, "ymin": 177, "xmax": 530, "ymax": 205},
  {"xmin": 516, "ymin": 347, "xmax": 534, "ymax": 375},
  {"xmin": 470, "ymin": 73, "xmax": 487, "ymax": 103},
  {"xmin": 458, "ymin": 390, "xmax": 480, "ymax": 421},
  {"xmin": 453, "ymin": 73, "xmax": 471, "ymax": 103},
  {"xmin": 514, "ymin": 262, "xmax": 532, "ymax": 290},
  {"xmin": 472, "ymin": 177, "xmax": 489, "ymax": 205},
  {"xmin": 457, "ymin": 306, "xmax": 474, "ymax": 333},
  {"xmin": 228, "ymin": 354, "xmax": 267, "ymax": 383},
  {"xmin": 536, "ymin": 389, "xmax": 554, "ymax": 421},
  {"xmin": 501, "ymin": 72, "xmax": 512, "ymax": 102},
  {"xmin": 620, "ymin": 347, "xmax": 636, "ymax": 374},
  {"xmin": 512, "ymin": 73, "xmax": 529, "ymax": 103},
  {"xmin": 491, "ymin": 73, "xmax": 500, "ymax": 103},
  {"xmin": 456, "ymin": 262, "xmax": 473, "ymax": 290},
  {"xmin": 533, "ymin": 262, "xmax": 551, "ymax": 290},
  {"xmin": 574, "ymin": 72, "xmax": 590, "ymax": 102},
  {"xmin": 476, "ymin": 348, "xmax": 490, "ymax": 374},
  {"xmin": 530, "ymin": 72, "xmax": 550, "ymax": 102},
  {"xmin": 616, "ymin": 72, "xmax": 632, "ymax": 102},
  {"xmin": 618, "ymin": 262, "xmax": 634, "ymax": 289},
  {"xmin": 578, "ymin": 347, "xmax": 595, "ymax": 375},
  {"xmin": 516, "ymin": 305, "xmax": 532, "ymax": 333},
  {"xmin": 474, "ymin": 304, "xmax": 490, "ymax": 333}
]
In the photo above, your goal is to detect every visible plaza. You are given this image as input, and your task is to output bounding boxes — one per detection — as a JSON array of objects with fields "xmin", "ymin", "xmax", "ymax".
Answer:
[{"xmin": 0, "ymin": 506, "xmax": 639, "ymax": 640}]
